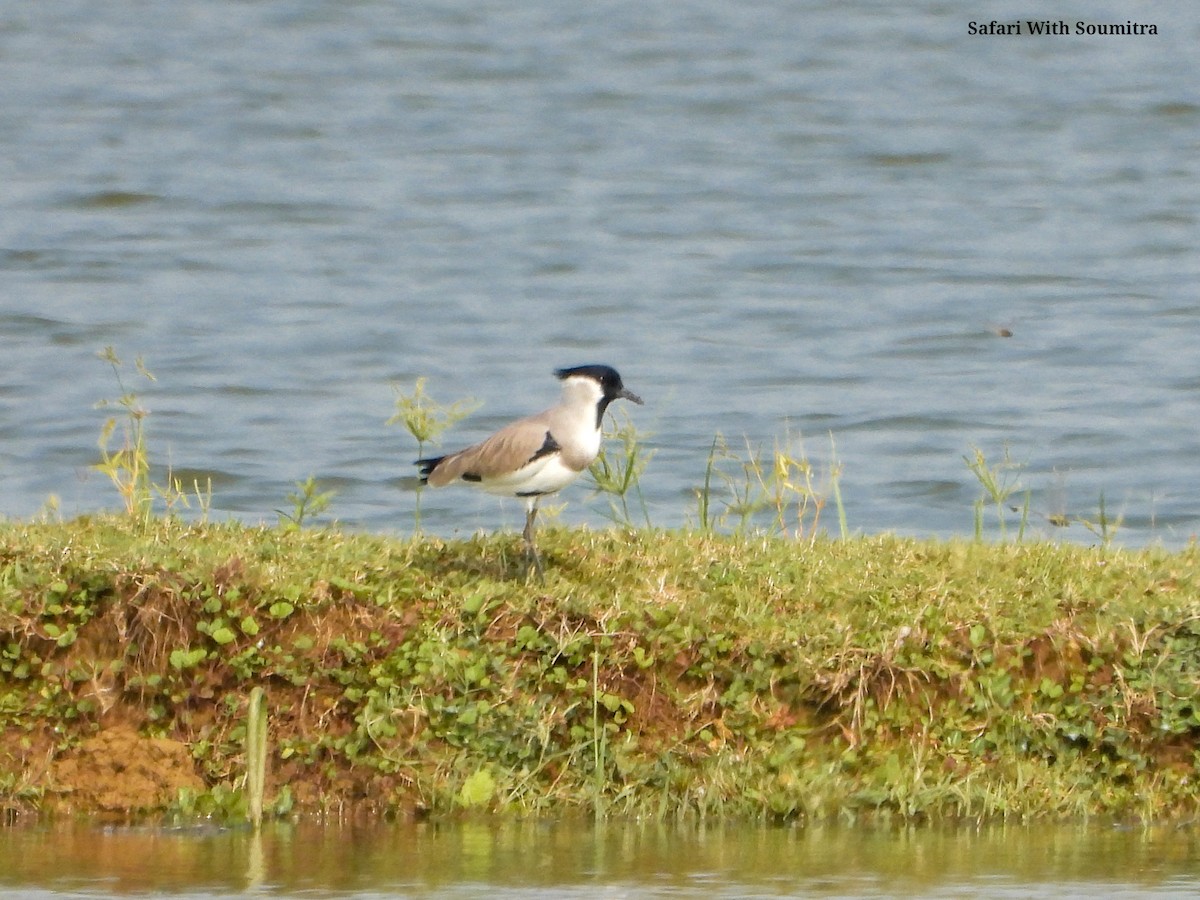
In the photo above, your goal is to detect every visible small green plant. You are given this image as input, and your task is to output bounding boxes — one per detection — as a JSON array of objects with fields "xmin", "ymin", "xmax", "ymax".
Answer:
[
  {"xmin": 964, "ymin": 444, "xmax": 1030, "ymax": 541},
  {"xmin": 245, "ymin": 686, "xmax": 268, "ymax": 829},
  {"xmin": 1077, "ymin": 491, "xmax": 1124, "ymax": 548},
  {"xmin": 587, "ymin": 409, "xmax": 655, "ymax": 528},
  {"xmin": 156, "ymin": 472, "xmax": 215, "ymax": 522},
  {"xmin": 276, "ymin": 475, "xmax": 335, "ymax": 530},
  {"xmin": 388, "ymin": 377, "xmax": 480, "ymax": 531},
  {"xmin": 697, "ymin": 433, "xmax": 770, "ymax": 534},
  {"xmin": 457, "ymin": 767, "xmax": 496, "ymax": 809},
  {"xmin": 93, "ymin": 347, "xmax": 155, "ymax": 524},
  {"xmin": 37, "ymin": 494, "xmax": 61, "ymax": 523},
  {"xmin": 92, "ymin": 349, "xmax": 218, "ymax": 527},
  {"xmin": 767, "ymin": 428, "xmax": 840, "ymax": 539},
  {"xmin": 694, "ymin": 430, "xmax": 842, "ymax": 539}
]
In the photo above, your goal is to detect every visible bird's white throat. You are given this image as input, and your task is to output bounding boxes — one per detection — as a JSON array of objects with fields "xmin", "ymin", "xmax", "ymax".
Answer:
[{"xmin": 559, "ymin": 374, "xmax": 605, "ymax": 451}]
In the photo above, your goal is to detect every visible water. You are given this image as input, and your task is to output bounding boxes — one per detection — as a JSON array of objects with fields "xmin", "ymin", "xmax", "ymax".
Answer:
[
  {"xmin": 2, "ymin": 1, "xmax": 1199, "ymax": 544},
  {"xmin": 3, "ymin": 821, "xmax": 1200, "ymax": 898}
]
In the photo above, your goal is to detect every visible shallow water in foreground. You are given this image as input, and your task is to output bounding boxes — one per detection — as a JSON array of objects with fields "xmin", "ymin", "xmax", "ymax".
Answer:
[{"xmin": 3, "ymin": 821, "xmax": 1200, "ymax": 898}]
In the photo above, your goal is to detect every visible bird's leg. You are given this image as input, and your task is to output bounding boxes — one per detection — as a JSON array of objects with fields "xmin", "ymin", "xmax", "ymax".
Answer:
[{"xmin": 522, "ymin": 501, "xmax": 544, "ymax": 582}]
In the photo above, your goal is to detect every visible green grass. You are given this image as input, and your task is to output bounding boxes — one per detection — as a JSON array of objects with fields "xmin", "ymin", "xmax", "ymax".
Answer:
[{"xmin": 2, "ymin": 516, "xmax": 1199, "ymax": 825}]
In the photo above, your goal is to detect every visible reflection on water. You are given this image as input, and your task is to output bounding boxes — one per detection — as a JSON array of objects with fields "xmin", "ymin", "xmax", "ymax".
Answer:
[{"xmin": 3, "ymin": 821, "xmax": 1200, "ymax": 898}]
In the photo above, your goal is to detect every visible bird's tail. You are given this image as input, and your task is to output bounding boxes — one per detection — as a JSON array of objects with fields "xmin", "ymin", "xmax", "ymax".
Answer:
[{"xmin": 414, "ymin": 456, "xmax": 446, "ymax": 485}]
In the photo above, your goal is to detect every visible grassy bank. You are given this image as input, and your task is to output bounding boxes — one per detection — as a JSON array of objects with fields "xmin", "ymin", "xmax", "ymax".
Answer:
[{"xmin": 2, "ymin": 516, "xmax": 1199, "ymax": 824}]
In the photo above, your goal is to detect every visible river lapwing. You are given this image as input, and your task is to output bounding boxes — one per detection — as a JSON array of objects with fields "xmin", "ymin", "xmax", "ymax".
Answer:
[{"xmin": 416, "ymin": 364, "xmax": 643, "ymax": 578}]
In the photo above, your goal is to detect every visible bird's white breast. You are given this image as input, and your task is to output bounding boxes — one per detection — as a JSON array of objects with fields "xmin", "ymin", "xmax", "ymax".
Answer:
[{"xmin": 478, "ymin": 453, "xmax": 585, "ymax": 497}]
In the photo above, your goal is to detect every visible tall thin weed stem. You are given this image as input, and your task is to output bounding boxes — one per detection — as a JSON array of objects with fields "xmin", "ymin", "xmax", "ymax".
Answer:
[
  {"xmin": 93, "ymin": 347, "xmax": 156, "ymax": 526},
  {"xmin": 245, "ymin": 686, "xmax": 268, "ymax": 829},
  {"xmin": 388, "ymin": 377, "xmax": 480, "ymax": 533},
  {"xmin": 829, "ymin": 434, "xmax": 848, "ymax": 539},
  {"xmin": 592, "ymin": 645, "xmax": 606, "ymax": 821},
  {"xmin": 697, "ymin": 435, "xmax": 721, "ymax": 533}
]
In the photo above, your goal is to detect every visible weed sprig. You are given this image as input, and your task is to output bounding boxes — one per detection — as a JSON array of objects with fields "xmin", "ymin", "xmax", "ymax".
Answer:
[
  {"xmin": 587, "ymin": 409, "xmax": 655, "ymax": 528},
  {"xmin": 276, "ymin": 476, "xmax": 335, "ymax": 530},
  {"xmin": 693, "ymin": 430, "xmax": 843, "ymax": 539},
  {"xmin": 388, "ymin": 377, "xmax": 481, "ymax": 532},
  {"xmin": 93, "ymin": 347, "xmax": 156, "ymax": 526}
]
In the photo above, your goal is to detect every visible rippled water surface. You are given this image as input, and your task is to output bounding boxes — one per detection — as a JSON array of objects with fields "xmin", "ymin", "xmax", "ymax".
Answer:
[
  {"xmin": 3, "ymin": 821, "xmax": 1200, "ymax": 899},
  {"xmin": 2, "ymin": 1, "xmax": 1199, "ymax": 543}
]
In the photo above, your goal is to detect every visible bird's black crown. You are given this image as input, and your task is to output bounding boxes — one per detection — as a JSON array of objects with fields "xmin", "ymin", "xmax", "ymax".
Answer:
[{"xmin": 555, "ymin": 364, "xmax": 625, "ymax": 396}]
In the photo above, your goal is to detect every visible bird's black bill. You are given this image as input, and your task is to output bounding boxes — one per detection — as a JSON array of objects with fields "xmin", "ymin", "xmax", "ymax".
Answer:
[{"xmin": 619, "ymin": 388, "xmax": 644, "ymax": 405}]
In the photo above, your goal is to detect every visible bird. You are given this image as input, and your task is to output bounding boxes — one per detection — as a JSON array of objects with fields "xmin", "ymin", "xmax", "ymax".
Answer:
[{"xmin": 416, "ymin": 364, "xmax": 643, "ymax": 579}]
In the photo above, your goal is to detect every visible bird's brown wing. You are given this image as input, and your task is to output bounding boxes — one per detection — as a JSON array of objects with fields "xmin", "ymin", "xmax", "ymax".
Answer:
[{"xmin": 425, "ymin": 413, "xmax": 557, "ymax": 487}]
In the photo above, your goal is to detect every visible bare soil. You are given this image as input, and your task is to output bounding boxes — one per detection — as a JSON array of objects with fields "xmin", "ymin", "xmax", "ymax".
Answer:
[{"xmin": 48, "ymin": 725, "xmax": 205, "ymax": 815}]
